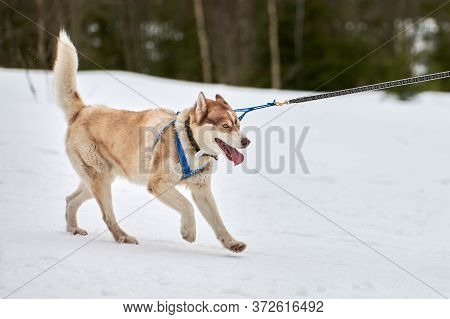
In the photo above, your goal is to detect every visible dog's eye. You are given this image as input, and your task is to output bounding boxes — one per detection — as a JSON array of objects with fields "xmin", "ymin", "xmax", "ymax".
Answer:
[{"xmin": 222, "ymin": 124, "xmax": 230, "ymax": 129}]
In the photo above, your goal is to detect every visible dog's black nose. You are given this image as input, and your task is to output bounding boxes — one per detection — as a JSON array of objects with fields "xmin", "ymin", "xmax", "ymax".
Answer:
[{"xmin": 241, "ymin": 137, "xmax": 251, "ymax": 148}]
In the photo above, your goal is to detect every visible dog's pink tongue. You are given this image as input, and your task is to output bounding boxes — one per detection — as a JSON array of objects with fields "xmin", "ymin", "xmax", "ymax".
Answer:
[{"xmin": 230, "ymin": 148, "xmax": 244, "ymax": 166}]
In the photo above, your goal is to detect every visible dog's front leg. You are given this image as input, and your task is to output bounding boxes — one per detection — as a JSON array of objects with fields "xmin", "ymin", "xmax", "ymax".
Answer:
[
  {"xmin": 191, "ymin": 183, "xmax": 246, "ymax": 253},
  {"xmin": 148, "ymin": 178, "xmax": 196, "ymax": 243}
]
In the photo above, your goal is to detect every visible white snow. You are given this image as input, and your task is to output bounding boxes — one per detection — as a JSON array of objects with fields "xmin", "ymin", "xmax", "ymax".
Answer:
[{"xmin": 0, "ymin": 68, "xmax": 449, "ymax": 298}]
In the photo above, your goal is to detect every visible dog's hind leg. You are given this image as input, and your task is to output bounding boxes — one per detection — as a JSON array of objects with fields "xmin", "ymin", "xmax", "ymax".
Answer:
[
  {"xmin": 66, "ymin": 182, "xmax": 92, "ymax": 235},
  {"xmin": 89, "ymin": 175, "xmax": 138, "ymax": 244},
  {"xmin": 148, "ymin": 179, "xmax": 196, "ymax": 243}
]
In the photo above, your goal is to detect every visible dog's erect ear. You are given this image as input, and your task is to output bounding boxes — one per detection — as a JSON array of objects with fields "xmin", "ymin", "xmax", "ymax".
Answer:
[
  {"xmin": 215, "ymin": 94, "xmax": 226, "ymax": 102},
  {"xmin": 195, "ymin": 92, "xmax": 208, "ymax": 120}
]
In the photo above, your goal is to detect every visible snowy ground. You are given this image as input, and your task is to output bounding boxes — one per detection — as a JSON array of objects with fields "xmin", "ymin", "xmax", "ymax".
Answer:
[{"xmin": 0, "ymin": 68, "xmax": 449, "ymax": 298}]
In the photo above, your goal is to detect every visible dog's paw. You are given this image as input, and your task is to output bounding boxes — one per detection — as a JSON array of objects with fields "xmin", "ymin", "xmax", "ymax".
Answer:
[
  {"xmin": 224, "ymin": 240, "xmax": 247, "ymax": 253},
  {"xmin": 117, "ymin": 235, "xmax": 139, "ymax": 245},
  {"xmin": 181, "ymin": 226, "xmax": 196, "ymax": 243},
  {"xmin": 67, "ymin": 226, "xmax": 88, "ymax": 236}
]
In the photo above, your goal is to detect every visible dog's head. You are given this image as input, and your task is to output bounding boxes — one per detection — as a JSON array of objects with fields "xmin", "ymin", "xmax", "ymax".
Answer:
[{"xmin": 190, "ymin": 92, "xmax": 250, "ymax": 165}]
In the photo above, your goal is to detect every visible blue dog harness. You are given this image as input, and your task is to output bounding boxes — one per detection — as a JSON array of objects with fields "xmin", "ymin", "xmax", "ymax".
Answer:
[{"xmin": 152, "ymin": 115, "xmax": 217, "ymax": 180}]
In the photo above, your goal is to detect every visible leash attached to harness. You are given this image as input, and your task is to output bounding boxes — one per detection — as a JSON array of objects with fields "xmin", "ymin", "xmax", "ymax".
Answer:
[
  {"xmin": 234, "ymin": 70, "xmax": 450, "ymax": 120},
  {"xmin": 151, "ymin": 70, "xmax": 449, "ymax": 177},
  {"xmin": 152, "ymin": 115, "xmax": 216, "ymax": 180}
]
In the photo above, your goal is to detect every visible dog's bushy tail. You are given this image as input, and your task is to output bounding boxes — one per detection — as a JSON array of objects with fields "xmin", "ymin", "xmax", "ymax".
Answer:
[{"xmin": 53, "ymin": 29, "xmax": 84, "ymax": 122}]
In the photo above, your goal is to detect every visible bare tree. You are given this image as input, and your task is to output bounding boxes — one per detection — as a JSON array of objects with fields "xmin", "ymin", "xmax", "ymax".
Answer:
[
  {"xmin": 294, "ymin": 0, "xmax": 305, "ymax": 63},
  {"xmin": 267, "ymin": 0, "xmax": 281, "ymax": 89},
  {"xmin": 284, "ymin": 0, "xmax": 305, "ymax": 83},
  {"xmin": 203, "ymin": 0, "xmax": 238, "ymax": 85},
  {"xmin": 115, "ymin": 0, "xmax": 133, "ymax": 71},
  {"xmin": 35, "ymin": 0, "xmax": 46, "ymax": 69},
  {"xmin": 193, "ymin": 0, "xmax": 212, "ymax": 83}
]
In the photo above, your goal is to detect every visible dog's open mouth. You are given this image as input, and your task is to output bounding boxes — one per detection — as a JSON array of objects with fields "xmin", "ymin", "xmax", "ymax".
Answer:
[{"xmin": 215, "ymin": 138, "xmax": 244, "ymax": 166}]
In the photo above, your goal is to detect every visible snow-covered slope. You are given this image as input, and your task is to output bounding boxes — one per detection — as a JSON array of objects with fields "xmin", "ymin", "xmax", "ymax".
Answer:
[{"xmin": 1, "ymin": 68, "xmax": 449, "ymax": 298}]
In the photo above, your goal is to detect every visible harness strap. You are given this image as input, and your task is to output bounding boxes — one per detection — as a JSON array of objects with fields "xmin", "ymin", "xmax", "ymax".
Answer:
[
  {"xmin": 174, "ymin": 128, "xmax": 191, "ymax": 178},
  {"xmin": 152, "ymin": 115, "xmax": 213, "ymax": 180},
  {"xmin": 152, "ymin": 119, "xmax": 176, "ymax": 149}
]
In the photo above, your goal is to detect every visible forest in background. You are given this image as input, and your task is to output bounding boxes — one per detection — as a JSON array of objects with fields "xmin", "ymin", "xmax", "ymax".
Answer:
[{"xmin": 1, "ymin": 0, "xmax": 449, "ymax": 97}]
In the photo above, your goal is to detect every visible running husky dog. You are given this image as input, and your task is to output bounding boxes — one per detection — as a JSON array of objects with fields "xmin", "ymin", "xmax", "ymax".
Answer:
[{"xmin": 54, "ymin": 30, "xmax": 250, "ymax": 253}]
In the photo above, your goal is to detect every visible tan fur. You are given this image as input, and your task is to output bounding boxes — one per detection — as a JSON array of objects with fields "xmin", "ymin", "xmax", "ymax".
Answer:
[{"xmin": 54, "ymin": 30, "xmax": 249, "ymax": 252}]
